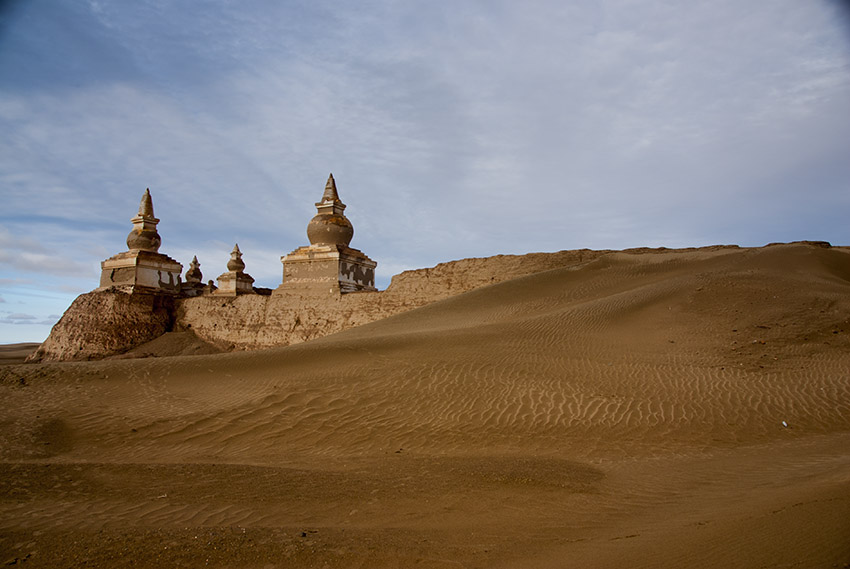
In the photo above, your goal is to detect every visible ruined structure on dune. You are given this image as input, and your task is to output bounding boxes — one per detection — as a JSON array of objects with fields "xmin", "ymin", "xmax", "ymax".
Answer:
[
  {"xmin": 30, "ymin": 172, "xmax": 622, "ymax": 362},
  {"xmin": 33, "ymin": 173, "xmax": 835, "ymax": 363},
  {"xmin": 30, "ymin": 174, "xmax": 388, "ymax": 361},
  {"xmin": 18, "ymin": 174, "xmax": 703, "ymax": 363},
  {"xmin": 41, "ymin": 174, "xmax": 565, "ymax": 362}
]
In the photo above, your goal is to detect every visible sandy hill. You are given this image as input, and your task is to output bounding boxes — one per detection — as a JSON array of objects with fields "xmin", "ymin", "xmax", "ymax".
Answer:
[{"xmin": 1, "ymin": 242, "xmax": 848, "ymax": 567}]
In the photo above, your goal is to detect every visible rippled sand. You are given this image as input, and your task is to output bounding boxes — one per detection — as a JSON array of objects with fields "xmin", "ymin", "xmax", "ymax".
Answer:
[{"xmin": 1, "ymin": 243, "xmax": 848, "ymax": 567}]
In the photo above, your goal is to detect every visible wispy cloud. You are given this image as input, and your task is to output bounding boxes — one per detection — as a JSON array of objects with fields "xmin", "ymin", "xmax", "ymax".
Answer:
[{"xmin": 5, "ymin": 313, "xmax": 35, "ymax": 320}]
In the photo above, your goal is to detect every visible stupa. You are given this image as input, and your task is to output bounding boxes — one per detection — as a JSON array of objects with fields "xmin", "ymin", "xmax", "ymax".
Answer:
[
  {"xmin": 214, "ymin": 244, "xmax": 255, "ymax": 296},
  {"xmin": 181, "ymin": 255, "xmax": 209, "ymax": 297},
  {"xmin": 275, "ymin": 174, "xmax": 377, "ymax": 295},
  {"xmin": 99, "ymin": 189, "xmax": 183, "ymax": 294}
]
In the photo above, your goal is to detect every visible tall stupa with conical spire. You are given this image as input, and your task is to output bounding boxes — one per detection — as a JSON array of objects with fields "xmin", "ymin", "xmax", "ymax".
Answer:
[
  {"xmin": 275, "ymin": 174, "xmax": 377, "ymax": 295},
  {"xmin": 99, "ymin": 189, "xmax": 183, "ymax": 293}
]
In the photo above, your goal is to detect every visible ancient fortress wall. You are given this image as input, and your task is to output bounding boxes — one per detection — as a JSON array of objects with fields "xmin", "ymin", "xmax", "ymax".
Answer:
[
  {"xmin": 173, "ymin": 249, "xmax": 607, "ymax": 350},
  {"xmin": 29, "ymin": 248, "xmax": 615, "ymax": 361},
  {"xmin": 173, "ymin": 246, "xmax": 744, "ymax": 350},
  {"xmin": 32, "ymin": 236, "xmax": 749, "ymax": 362},
  {"xmin": 175, "ymin": 290, "xmax": 405, "ymax": 350}
]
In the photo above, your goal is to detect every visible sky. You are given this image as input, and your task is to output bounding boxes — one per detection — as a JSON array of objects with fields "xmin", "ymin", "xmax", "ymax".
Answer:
[{"xmin": 1, "ymin": 0, "xmax": 849, "ymax": 343}]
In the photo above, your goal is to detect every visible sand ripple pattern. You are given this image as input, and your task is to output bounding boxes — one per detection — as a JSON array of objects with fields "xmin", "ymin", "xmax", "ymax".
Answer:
[{"xmin": 3, "ymin": 246, "xmax": 847, "ymax": 467}]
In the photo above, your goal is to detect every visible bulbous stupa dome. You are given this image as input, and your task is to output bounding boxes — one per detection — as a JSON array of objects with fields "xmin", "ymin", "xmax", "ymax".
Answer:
[
  {"xmin": 126, "ymin": 227, "xmax": 161, "ymax": 252},
  {"xmin": 306, "ymin": 173, "xmax": 354, "ymax": 247}
]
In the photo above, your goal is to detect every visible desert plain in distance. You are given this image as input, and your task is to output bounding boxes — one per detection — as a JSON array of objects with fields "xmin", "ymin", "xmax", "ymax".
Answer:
[{"xmin": 1, "ymin": 242, "xmax": 848, "ymax": 568}]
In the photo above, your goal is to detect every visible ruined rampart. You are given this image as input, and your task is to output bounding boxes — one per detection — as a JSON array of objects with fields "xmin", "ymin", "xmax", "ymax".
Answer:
[
  {"xmin": 30, "ymin": 248, "xmax": 617, "ymax": 361},
  {"xmin": 30, "ymin": 246, "xmax": 759, "ymax": 362}
]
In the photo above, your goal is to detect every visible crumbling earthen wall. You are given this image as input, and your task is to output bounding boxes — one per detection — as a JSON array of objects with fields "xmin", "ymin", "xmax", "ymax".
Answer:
[
  {"xmin": 173, "ymin": 291, "xmax": 401, "ymax": 349},
  {"xmin": 173, "ymin": 249, "xmax": 613, "ymax": 350},
  {"xmin": 384, "ymin": 249, "xmax": 608, "ymax": 302},
  {"xmin": 31, "ymin": 247, "xmax": 740, "ymax": 361},
  {"xmin": 28, "ymin": 290, "xmax": 175, "ymax": 362}
]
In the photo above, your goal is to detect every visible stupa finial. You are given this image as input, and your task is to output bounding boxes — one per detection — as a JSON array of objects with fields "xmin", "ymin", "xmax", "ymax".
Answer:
[
  {"xmin": 321, "ymin": 173, "xmax": 340, "ymax": 203},
  {"xmin": 126, "ymin": 188, "xmax": 161, "ymax": 252},
  {"xmin": 308, "ymin": 174, "xmax": 352, "ymax": 246},
  {"xmin": 138, "ymin": 188, "xmax": 155, "ymax": 218}
]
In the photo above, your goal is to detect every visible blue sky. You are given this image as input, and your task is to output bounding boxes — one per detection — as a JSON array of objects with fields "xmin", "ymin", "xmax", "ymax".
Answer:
[{"xmin": 1, "ymin": 0, "xmax": 849, "ymax": 343}]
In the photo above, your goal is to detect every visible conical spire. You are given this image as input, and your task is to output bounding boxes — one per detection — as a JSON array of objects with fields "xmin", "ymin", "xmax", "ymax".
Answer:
[
  {"xmin": 127, "ymin": 188, "xmax": 161, "ymax": 252},
  {"xmin": 138, "ymin": 188, "xmax": 155, "ymax": 218},
  {"xmin": 321, "ymin": 173, "xmax": 340, "ymax": 203},
  {"xmin": 308, "ymin": 174, "xmax": 352, "ymax": 246}
]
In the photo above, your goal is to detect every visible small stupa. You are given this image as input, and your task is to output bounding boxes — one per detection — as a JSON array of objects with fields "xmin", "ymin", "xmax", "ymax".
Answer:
[
  {"xmin": 185, "ymin": 256, "xmax": 203, "ymax": 283},
  {"xmin": 181, "ymin": 255, "xmax": 209, "ymax": 297},
  {"xmin": 214, "ymin": 244, "xmax": 255, "ymax": 296},
  {"xmin": 99, "ymin": 189, "xmax": 183, "ymax": 293},
  {"xmin": 275, "ymin": 174, "xmax": 377, "ymax": 295}
]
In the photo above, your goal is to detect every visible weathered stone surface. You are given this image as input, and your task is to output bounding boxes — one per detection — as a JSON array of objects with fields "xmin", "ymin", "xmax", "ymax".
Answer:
[
  {"xmin": 175, "ymin": 290, "xmax": 400, "ymax": 349},
  {"xmin": 99, "ymin": 250, "xmax": 183, "ymax": 293},
  {"xmin": 277, "ymin": 244, "xmax": 376, "ymax": 295},
  {"xmin": 27, "ymin": 289, "xmax": 175, "ymax": 362}
]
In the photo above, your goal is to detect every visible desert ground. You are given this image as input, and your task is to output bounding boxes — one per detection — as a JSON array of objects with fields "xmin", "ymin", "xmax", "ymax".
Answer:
[
  {"xmin": 0, "ymin": 344, "xmax": 41, "ymax": 366},
  {"xmin": 1, "ymin": 243, "xmax": 849, "ymax": 567}
]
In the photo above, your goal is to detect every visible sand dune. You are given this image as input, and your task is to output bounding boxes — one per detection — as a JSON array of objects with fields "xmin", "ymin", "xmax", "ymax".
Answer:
[
  {"xmin": 1, "ymin": 243, "xmax": 848, "ymax": 567},
  {"xmin": 0, "ymin": 343, "xmax": 40, "ymax": 365}
]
